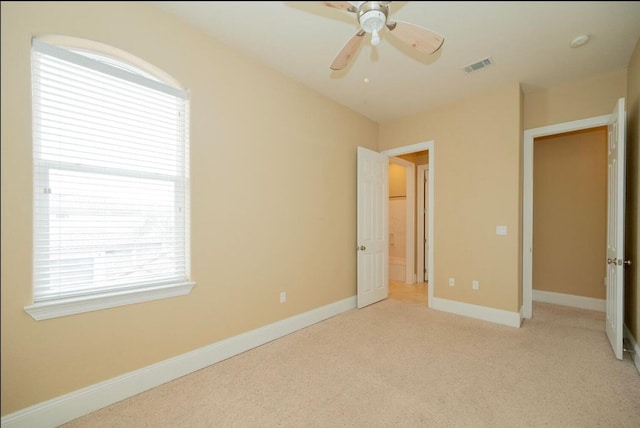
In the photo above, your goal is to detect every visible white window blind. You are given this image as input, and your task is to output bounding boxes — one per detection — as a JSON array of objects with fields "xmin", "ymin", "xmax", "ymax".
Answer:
[{"xmin": 31, "ymin": 39, "xmax": 191, "ymax": 303}]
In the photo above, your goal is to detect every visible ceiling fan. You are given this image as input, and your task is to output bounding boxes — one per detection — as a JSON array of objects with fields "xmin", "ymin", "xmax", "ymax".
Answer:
[{"xmin": 323, "ymin": 1, "xmax": 444, "ymax": 70}]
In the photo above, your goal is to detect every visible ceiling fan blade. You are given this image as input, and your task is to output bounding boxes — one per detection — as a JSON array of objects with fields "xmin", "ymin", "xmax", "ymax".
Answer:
[
  {"xmin": 387, "ymin": 20, "xmax": 444, "ymax": 55},
  {"xmin": 330, "ymin": 30, "xmax": 366, "ymax": 70},
  {"xmin": 322, "ymin": 2, "xmax": 358, "ymax": 13}
]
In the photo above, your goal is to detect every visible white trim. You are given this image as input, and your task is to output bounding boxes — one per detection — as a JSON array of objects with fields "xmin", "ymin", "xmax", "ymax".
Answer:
[
  {"xmin": 417, "ymin": 165, "xmax": 428, "ymax": 283},
  {"xmin": 4, "ymin": 297, "xmax": 356, "ymax": 428},
  {"xmin": 24, "ymin": 282, "xmax": 196, "ymax": 320},
  {"xmin": 431, "ymin": 296, "xmax": 522, "ymax": 328},
  {"xmin": 623, "ymin": 325, "xmax": 640, "ymax": 375},
  {"xmin": 384, "ymin": 142, "xmax": 430, "ymax": 157},
  {"xmin": 382, "ymin": 141, "xmax": 434, "ymax": 305},
  {"xmin": 389, "ymin": 156, "xmax": 415, "ymax": 284},
  {"xmin": 427, "ymin": 151, "xmax": 433, "ymax": 304},
  {"xmin": 532, "ymin": 289, "xmax": 605, "ymax": 312},
  {"xmin": 522, "ymin": 114, "xmax": 610, "ymax": 319}
]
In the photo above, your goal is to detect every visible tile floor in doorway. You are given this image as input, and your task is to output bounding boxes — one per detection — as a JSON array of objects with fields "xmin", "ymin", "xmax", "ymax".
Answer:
[{"xmin": 388, "ymin": 280, "xmax": 428, "ymax": 305}]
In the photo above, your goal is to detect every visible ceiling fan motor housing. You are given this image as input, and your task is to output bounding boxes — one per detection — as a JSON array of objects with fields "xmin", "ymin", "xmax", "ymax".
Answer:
[{"xmin": 357, "ymin": 2, "xmax": 389, "ymax": 33}]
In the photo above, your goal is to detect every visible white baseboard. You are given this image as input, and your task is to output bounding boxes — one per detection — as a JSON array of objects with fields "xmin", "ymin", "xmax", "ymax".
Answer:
[
  {"xmin": 431, "ymin": 296, "xmax": 522, "ymax": 328},
  {"xmin": 533, "ymin": 289, "xmax": 605, "ymax": 312},
  {"xmin": 623, "ymin": 324, "xmax": 640, "ymax": 375},
  {"xmin": 1, "ymin": 296, "xmax": 357, "ymax": 428}
]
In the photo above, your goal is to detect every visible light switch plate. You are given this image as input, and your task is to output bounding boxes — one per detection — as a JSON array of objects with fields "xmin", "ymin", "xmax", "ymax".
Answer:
[{"xmin": 496, "ymin": 225, "xmax": 507, "ymax": 235}]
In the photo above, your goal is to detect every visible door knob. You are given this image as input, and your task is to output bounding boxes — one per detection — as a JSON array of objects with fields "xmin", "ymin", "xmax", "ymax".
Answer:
[
  {"xmin": 607, "ymin": 258, "xmax": 613, "ymax": 264},
  {"xmin": 624, "ymin": 260, "xmax": 632, "ymax": 267}
]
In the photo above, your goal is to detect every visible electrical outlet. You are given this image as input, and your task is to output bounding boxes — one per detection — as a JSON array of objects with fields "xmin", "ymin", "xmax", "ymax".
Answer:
[
  {"xmin": 472, "ymin": 280, "xmax": 479, "ymax": 290},
  {"xmin": 449, "ymin": 277, "xmax": 455, "ymax": 286},
  {"xmin": 279, "ymin": 292, "xmax": 287, "ymax": 303}
]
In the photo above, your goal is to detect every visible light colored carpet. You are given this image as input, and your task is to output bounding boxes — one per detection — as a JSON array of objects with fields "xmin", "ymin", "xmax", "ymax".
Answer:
[{"xmin": 62, "ymin": 291, "xmax": 640, "ymax": 428}]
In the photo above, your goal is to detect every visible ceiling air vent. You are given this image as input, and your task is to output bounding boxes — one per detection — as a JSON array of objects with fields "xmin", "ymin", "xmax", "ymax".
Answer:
[{"xmin": 463, "ymin": 57, "xmax": 494, "ymax": 73}]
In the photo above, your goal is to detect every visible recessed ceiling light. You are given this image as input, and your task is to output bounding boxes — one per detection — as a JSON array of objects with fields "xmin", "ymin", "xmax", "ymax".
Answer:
[
  {"xmin": 363, "ymin": 77, "xmax": 370, "ymax": 83},
  {"xmin": 570, "ymin": 35, "xmax": 590, "ymax": 48}
]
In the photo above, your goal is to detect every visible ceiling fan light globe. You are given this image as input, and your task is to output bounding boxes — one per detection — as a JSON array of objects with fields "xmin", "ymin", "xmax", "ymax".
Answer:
[{"xmin": 359, "ymin": 10, "xmax": 386, "ymax": 33}]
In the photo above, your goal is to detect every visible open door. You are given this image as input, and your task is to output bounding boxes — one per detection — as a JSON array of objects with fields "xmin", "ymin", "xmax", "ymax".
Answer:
[
  {"xmin": 605, "ymin": 97, "xmax": 626, "ymax": 360},
  {"xmin": 357, "ymin": 146, "xmax": 388, "ymax": 308}
]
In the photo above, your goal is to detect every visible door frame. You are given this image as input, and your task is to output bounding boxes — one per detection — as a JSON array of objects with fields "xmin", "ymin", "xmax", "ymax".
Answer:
[
  {"xmin": 389, "ymin": 156, "xmax": 415, "ymax": 284},
  {"xmin": 383, "ymin": 141, "xmax": 434, "ymax": 306},
  {"xmin": 417, "ymin": 164, "xmax": 429, "ymax": 283},
  {"xmin": 522, "ymin": 114, "xmax": 611, "ymax": 319}
]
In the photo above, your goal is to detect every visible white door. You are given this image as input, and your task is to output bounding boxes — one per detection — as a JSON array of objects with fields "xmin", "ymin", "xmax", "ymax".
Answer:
[
  {"xmin": 357, "ymin": 146, "xmax": 388, "ymax": 308},
  {"xmin": 605, "ymin": 98, "xmax": 626, "ymax": 360}
]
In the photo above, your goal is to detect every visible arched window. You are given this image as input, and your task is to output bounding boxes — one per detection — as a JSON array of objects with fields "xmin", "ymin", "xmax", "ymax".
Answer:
[{"xmin": 27, "ymin": 37, "xmax": 194, "ymax": 320}]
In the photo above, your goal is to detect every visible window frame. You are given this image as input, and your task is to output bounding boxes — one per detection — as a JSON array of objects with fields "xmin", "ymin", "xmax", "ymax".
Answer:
[{"xmin": 26, "ymin": 36, "xmax": 194, "ymax": 320}]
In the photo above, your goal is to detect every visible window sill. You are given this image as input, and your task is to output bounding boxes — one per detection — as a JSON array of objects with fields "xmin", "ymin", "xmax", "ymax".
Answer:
[{"xmin": 24, "ymin": 282, "xmax": 196, "ymax": 320}]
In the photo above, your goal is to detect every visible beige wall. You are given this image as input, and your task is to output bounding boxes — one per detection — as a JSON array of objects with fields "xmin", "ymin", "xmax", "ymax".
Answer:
[
  {"xmin": 532, "ymin": 128, "xmax": 607, "ymax": 299},
  {"xmin": 625, "ymin": 38, "xmax": 640, "ymax": 342},
  {"xmin": 388, "ymin": 163, "xmax": 407, "ymax": 261},
  {"xmin": 380, "ymin": 83, "xmax": 523, "ymax": 312},
  {"xmin": 0, "ymin": 2, "xmax": 378, "ymax": 415},
  {"xmin": 389, "ymin": 163, "xmax": 406, "ymax": 198},
  {"xmin": 524, "ymin": 69, "xmax": 627, "ymax": 129}
]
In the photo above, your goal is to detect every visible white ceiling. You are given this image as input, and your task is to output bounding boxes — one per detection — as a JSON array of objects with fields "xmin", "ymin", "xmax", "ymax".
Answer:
[{"xmin": 150, "ymin": 1, "xmax": 640, "ymax": 123}]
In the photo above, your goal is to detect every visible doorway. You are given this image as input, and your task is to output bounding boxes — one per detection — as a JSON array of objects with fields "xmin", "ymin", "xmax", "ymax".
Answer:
[
  {"xmin": 388, "ymin": 157, "xmax": 415, "ymax": 285},
  {"xmin": 522, "ymin": 98, "xmax": 626, "ymax": 360},
  {"xmin": 531, "ymin": 127, "xmax": 608, "ymax": 311},
  {"xmin": 523, "ymin": 110, "xmax": 620, "ymax": 318},
  {"xmin": 383, "ymin": 141, "xmax": 434, "ymax": 306}
]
